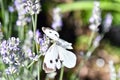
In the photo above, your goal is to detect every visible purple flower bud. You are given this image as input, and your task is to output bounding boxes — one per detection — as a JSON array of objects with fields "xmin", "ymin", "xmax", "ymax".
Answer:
[
  {"xmin": 8, "ymin": 6, "xmax": 15, "ymax": 13},
  {"xmin": 52, "ymin": 7, "xmax": 62, "ymax": 31}
]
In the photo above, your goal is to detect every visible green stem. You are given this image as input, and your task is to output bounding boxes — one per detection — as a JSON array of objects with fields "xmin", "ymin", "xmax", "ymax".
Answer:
[
  {"xmin": 18, "ymin": 26, "xmax": 20, "ymax": 39},
  {"xmin": 5, "ymin": 74, "xmax": 10, "ymax": 80},
  {"xmin": 46, "ymin": 76, "xmax": 49, "ymax": 80},
  {"xmin": 32, "ymin": 15, "xmax": 36, "ymax": 37},
  {"xmin": 0, "ymin": 0, "xmax": 7, "ymax": 38},
  {"xmin": 8, "ymin": 75, "xmax": 12, "ymax": 80},
  {"xmin": 8, "ymin": 12, "xmax": 13, "ymax": 37},
  {"xmin": 72, "ymin": 31, "xmax": 96, "ymax": 79},
  {"xmin": 0, "ymin": 0, "xmax": 5, "ymax": 19},
  {"xmin": 11, "ymin": 75, "xmax": 15, "ymax": 80},
  {"xmin": 27, "ymin": 61, "xmax": 35, "ymax": 69},
  {"xmin": 57, "ymin": 1, "xmax": 120, "ymax": 13},
  {"xmin": 59, "ymin": 65, "xmax": 64, "ymax": 80},
  {"xmin": 23, "ymin": 65, "xmax": 35, "ymax": 80},
  {"xmin": 31, "ymin": 15, "xmax": 36, "ymax": 52},
  {"xmin": 34, "ymin": 14, "xmax": 38, "ymax": 33},
  {"xmin": 8, "ymin": 24, "xmax": 12, "ymax": 37},
  {"xmin": 85, "ymin": 31, "xmax": 95, "ymax": 59},
  {"xmin": 38, "ymin": 61, "xmax": 40, "ymax": 80},
  {"xmin": 18, "ymin": 26, "xmax": 24, "ymax": 41},
  {"xmin": 21, "ymin": 26, "xmax": 24, "ymax": 40},
  {"xmin": 32, "ymin": 14, "xmax": 38, "ymax": 52},
  {"xmin": 87, "ymin": 31, "xmax": 95, "ymax": 49},
  {"xmin": 27, "ymin": 54, "xmax": 42, "ymax": 69}
]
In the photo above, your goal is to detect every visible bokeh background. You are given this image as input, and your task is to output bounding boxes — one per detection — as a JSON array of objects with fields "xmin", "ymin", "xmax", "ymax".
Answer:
[{"xmin": 0, "ymin": 0, "xmax": 120, "ymax": 80}]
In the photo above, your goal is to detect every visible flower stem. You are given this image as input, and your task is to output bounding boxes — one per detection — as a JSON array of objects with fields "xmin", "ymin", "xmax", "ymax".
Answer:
[
  {"xmin": 45, "ymin": 76, "xmax": 49, "ymax": 80},
  {"xmin": 27, "ymin": 54, "xmax": 42, "ymax": 69},
  {"xmin": 59, "ymin": 65, "xmax": 64, "ymax": 80},
  {"xmin": 34, "ymin": 14, "xmax": 37, "ymax": 33},
  {"xmin": 11, "ymin": 75, "xmax": 15, "ymax": 80},
  {"xmin": 23, "ymin": 65, "xmax": 35, "ymax": 80},
  {"xmin": 38, "ymin": 61, "xmax": 41, "ymax": 80},
  {"xmin": 87, "ymin": 31, "xmax": 95, "ymax": 49},
  {"xmin": 32, "ymin": 14, "xmax": 37, "ymax": 38},
  {"xmin": 0, "ymin": 0, "xmax": 8, "ymax": 38},
  {"xmin": 8, "ymin": 12, "xmax": 13, "ymax": 37},
  {"xmin": 32, "ymin": 15, "xmax": 35, "ymax": 35},
  {"xmin": 32, "ymin": 14, "xmax": 38, "ymax": 52},
  {"xmin": 6, "ymin": 74, "xmax": 10, "ymax": 80}
]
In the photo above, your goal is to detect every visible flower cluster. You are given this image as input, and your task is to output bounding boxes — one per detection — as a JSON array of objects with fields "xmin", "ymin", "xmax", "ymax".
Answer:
[
  {"xmin": 8, "ymin": 5, "xmax": 15, "ymax": 13},
  {"xmin": 14, "ymin": 0, "xmax": 31, "ymax": 26},
  {"xmin": 39, "ymin": 35, "xmax": 50, "ymax": 55},
  {"xmin": 5, "ymin": 66, "xmax": 18, "ymax": 75},
  {"xmin": 89, "ymin": 1, "xmax": 101, "ymax": 31},
  {"xmin": 35, "ymin": 30, "xmax": 42, "ymax": 44},
  {"xmin": 52, "ymin": 7, "xmax": 62, "ymax": 31},
  {"xmin": 103, "ymin": 13, "xmax": 113, "ymax": 33},
  {"xmin": 0, "ymin": 37, "xmax": 24, "ymax": 74},
  {"xmin": 86, "ymin": 1, "xmax": 102, "ymax": 58},
  {"xmin": 24, "ymin": 0, "xmax": 41, "ymax": 15},
  {"xmin": 22, "ymin": 30, "xmax": 41, "ymax": 61},
  {"xmin": 22, "ymin": 30, "xmax": 33, "ymax": 57},
  {"xmin": 93, "ymin": 35, "xmax": 103, "ymax": 48}
]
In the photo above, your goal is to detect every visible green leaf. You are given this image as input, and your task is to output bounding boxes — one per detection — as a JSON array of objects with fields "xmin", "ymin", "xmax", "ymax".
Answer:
[{"xmin": 57, "ymin": 1, "xmax": 120, "ymax": 13}]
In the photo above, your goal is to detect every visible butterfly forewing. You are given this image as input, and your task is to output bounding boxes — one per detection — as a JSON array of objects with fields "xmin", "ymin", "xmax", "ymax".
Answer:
[{"xmin": 42, "ymin": 27, "xmax": 59, "ymax": 41}]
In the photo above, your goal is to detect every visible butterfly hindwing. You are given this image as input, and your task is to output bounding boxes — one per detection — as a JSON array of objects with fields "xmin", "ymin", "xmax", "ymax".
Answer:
[
  {"xmin": 43, "ymin": 43, "xmax": 61, "ymax": 73},
  {"xmin": 57, "ymin": 45, "xmax": 76, "ymax": 68}
]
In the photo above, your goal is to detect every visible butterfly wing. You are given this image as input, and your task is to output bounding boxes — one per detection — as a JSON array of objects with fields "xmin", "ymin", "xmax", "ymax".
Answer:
[
  {"xmin": 43, "ymin": 43, "xmax": 61, "ymax": 73},
  {"xmin": 42, "ymin": 27, "xmax": 59, "ymax": 41},
  {"xmin": 57, "ymin": 45, "xmax": 76, "ymax": 68},
  {"xmin": 57, "ymin": 38, "xmax": 73, "ymax": 49}
]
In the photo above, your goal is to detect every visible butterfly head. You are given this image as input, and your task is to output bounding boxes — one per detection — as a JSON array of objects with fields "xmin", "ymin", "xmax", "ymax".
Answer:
[{"xmin": 42, "ymin": 27, "xmax": 59, "ymax": 41}]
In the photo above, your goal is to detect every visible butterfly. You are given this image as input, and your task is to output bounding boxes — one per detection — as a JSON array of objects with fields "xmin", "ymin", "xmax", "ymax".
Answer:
[{"xmin": 42, "ymin": 27, "xmax": 76, "ymax": 73}]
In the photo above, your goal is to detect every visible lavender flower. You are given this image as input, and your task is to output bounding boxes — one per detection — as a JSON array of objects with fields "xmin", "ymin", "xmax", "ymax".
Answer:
[
  {"xmin": 22, "ymin": 30, "xmax": 34, "ymax": 58},
  {"xmin": 8, "ymin": 6, "xmax": 15, "ymax": 13},
  {"xmin": 22, "ymin": 30, "xmax": 33, "ymax": 53},
  {"xmin": 89, "ymin": 1, "xmax": 101, "ymax": 31},
  {"xmin": 5, "ymin": 66, "xmax": 18, "ymax": 75},
  {"xmin": 93, "ymin": 35, "xmax": 103, "ymax": 48},
  {"xmin": 28, "ymin": 51, "xmax": 39, "ymax": 61},
  {"xmin": 34, "ymin": 30, "xmax": 41, "ymax": 44},
  {"xmin": 0, "ymin": 37, "xmax": 24, "ymax": 74},
  {"xmin": 14, "ymin": 0, "xmax": 31, "ymax": 26},
  {"xmin": 39, "ymin": 35, "xmax": 50, "ymax": 55},
  {"xmin": 52, "ymin": 7, "xmax": 62, "ymax": 31},
  {"xmin": 24, "ymin": 0, "xmax": 41, "ymax": 15},
  {"xmin": 22, "ymin": 30, "xmax": 41, "ymax": 60},
  {"xmin": 0, "ymin": 22, "xmax": 1, "ymax": 27},
  {"xmin": 103, "ymin": 13, "xmax": 113, "ymax": 33}
]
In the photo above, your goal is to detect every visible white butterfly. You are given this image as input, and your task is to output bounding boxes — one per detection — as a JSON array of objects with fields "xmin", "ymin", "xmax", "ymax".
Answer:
[{"xmin": 42, "ymin": 27, "xmax": 76, "ymax": 73}]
